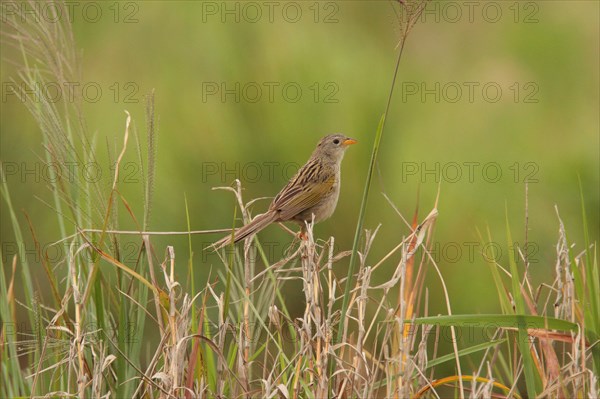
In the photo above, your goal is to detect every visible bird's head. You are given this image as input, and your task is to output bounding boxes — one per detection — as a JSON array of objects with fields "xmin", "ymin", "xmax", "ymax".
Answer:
[{"xmin": 313, "ymin": 134, "xmax": 357, "ymax": 162}]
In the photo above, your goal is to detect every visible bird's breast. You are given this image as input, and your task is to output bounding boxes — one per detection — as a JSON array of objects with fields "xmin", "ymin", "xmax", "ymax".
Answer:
[{"xmin": 297, "ymin": 168, "xmax": 341, "ymax": 224}]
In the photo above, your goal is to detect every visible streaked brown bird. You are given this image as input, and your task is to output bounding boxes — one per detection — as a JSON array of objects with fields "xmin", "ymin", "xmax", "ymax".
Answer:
[{"xmin": 213, "ymin": 134, "xmax": 357, "ymax": 249}]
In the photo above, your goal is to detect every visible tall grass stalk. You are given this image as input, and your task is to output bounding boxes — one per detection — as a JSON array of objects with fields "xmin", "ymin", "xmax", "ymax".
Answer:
[{"xmin": 339, "ymin": 0, "xmax": 428, "ymax": 349}]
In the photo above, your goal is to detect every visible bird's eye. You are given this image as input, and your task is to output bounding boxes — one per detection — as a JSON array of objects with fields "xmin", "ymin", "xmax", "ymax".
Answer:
[{"xmin": 333, "ymin": 139, "xmax": 340, "ymax": 145}]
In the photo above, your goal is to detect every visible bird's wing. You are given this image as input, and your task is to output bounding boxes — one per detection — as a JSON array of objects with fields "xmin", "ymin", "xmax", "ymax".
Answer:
[{"xmin": 271, "ymin": 164, "xmax": 335, "ymax": 221}]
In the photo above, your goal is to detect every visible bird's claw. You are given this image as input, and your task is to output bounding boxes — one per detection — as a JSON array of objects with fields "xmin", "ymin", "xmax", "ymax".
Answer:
[{"xmin": 297, "ymin": 231, "xmax": 308, "ymax": 241}]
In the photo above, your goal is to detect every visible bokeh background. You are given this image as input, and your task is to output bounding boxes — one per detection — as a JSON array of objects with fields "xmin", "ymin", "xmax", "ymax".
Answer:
[{"xmin": 1, "ymin": 0, "xmax": 598, "ymax": 343}]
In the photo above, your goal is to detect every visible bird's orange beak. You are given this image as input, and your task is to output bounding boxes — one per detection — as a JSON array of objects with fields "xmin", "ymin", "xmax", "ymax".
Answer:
[{"xmin": 343, "ymin": 138, "xmax": 357, "ymax": 146}]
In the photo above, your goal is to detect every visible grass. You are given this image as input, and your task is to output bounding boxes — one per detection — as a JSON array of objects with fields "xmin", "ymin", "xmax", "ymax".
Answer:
[{"xmin": 1, "ymin": 1, "xmax": 598, "ymax": 398}]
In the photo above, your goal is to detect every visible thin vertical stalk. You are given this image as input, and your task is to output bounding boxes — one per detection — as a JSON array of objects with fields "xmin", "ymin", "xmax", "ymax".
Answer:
[{"xmin": 337, "ymin": 25, "xmax": 409, "ymax": 348}]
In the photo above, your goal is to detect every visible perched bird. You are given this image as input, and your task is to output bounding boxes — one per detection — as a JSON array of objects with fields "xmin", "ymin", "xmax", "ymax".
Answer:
[{"xmin": 213, "ymin": 134, "xmax": 357, "ymax": 249}]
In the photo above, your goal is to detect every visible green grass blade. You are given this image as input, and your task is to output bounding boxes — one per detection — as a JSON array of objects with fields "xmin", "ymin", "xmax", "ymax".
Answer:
[
  {"xmin": 578, "ymin": 178, "xmax": 599, "ymax": 374},
  {"xmin": 505, "ymin": 210, "xmax": 540, "ymax": 397},
  {"xmin": 185, "ymin": 194, "xmax": 196, "ymax": 321},
  {"xmin": 337, "ymin": 10, "xmax": 415, "ymax": 348},
  {"xmin": 579, "ymin": 179, "xmax": 599, "ymax": 333},
  {"xmin": 338, "ymin": 113, "xmax": 385, "ymax": 347},
  {"xmin": 0, "ymin": 170, "xmax": 35, "ymax": 318},
  {"xmin": 477, "ymin": 227, "xmax": 512, "ymax": 314},
  {"xmin": 370, "ymin": 338, "xmax": 507, "ymax": 391},
  {"xmin": 426, "ymin": 339, "xmax": 507, "ymax": 370},
  {"xmin": 410, "ymin": 314, "xmax": 580, "ymax": 332},
  {"xmin": 0, "ymin": 255, "xmax": 28, "ymax": 396}
]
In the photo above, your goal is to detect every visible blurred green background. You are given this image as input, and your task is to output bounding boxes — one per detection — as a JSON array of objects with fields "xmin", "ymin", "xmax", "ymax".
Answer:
[{"xmin": 1, "ymin": 1, "xmax": 598, "ymax": 323}]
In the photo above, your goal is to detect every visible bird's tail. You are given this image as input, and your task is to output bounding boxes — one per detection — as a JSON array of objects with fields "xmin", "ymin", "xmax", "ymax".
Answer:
[{"xmin": 212, "ymin": 211, "xmax": 278, "ymax": 250}]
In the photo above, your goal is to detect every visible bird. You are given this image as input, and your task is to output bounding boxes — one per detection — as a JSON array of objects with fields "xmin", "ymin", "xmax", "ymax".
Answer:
[{"xmin": 212, "ymin": 134, "xmax": 357, "ymax": 249}]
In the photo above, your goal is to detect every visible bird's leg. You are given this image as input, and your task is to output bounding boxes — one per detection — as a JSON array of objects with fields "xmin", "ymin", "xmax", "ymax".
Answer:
[
  {"xmin": 298, "ymin": 225, "xmax": 310, "ymax": 260},
  {"xmin": 297, "ymin": 225, "xmax": 308, "ymax": 241}
]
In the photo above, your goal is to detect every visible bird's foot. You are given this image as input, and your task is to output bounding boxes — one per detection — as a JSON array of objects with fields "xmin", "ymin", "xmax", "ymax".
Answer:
[{"xmin": 297, "ymin": 231, "xmax": 308, "ymax": 241}]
